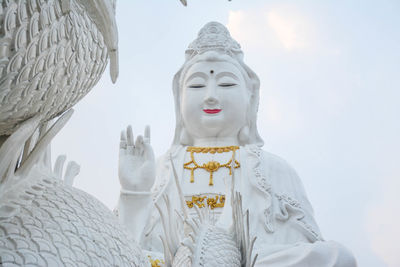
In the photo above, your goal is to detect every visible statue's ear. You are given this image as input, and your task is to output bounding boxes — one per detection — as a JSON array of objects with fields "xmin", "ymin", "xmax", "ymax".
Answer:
[
  {"xmin": 241, "ymin": 63, "xmax": 264, "ymax": 147},
  {"xmin": 172, "ymin": 68, "xmax": 185, "ymax": 146}
]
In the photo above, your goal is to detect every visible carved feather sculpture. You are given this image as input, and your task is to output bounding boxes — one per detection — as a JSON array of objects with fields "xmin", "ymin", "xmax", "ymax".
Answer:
[
  {"xmin": 155, "ymin": 157, "xmax": 258, "ymax": 266},
  {"xmin": 0, "ymin": 1, "xmax": 150, "ymax": 266},
  {"xmin": 0, "ymin": 0, "xmax": 118, "ymax": 136}
]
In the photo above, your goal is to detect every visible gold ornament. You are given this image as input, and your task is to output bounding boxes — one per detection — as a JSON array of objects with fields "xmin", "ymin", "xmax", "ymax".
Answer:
[
  {"xmin": 148, "ymin": 256, "xmax": 164, "ymax": 267},
  {"xmin": 184, "ymin": 146, "xmax": 240, "ymax": 186},
  {"xmin": 186, "ymin": 195, "xmax": 226, "ymax": 210}
]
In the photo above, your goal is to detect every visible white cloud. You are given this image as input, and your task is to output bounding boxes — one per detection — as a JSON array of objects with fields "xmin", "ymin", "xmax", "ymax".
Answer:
[
  {"xmin": 227, "ymin": 5, "xmax": 315, "ymax": 52},
  {"xmin": 226, "ymin": 10, "xmax": 272, "ymax": 50},
  {"xmin": 266, "ymin": 7, "xmax": 313, "ymax": 51}
]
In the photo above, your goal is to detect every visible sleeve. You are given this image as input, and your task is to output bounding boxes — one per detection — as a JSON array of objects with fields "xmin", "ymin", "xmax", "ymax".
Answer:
[
  {"xmin": 256, "ymin": 152, "xmax": 357, "ymax": 266},
  {"xmin": 116, "ymin": 154, "xmax": 166, "ymax": 244},
  {"xmin": 117, "ymin": 190, "xmax": 153, "ymax": 243},
  {"xmin": 266, "ymin": 152, "xmax": 323, "ymax": 242}
]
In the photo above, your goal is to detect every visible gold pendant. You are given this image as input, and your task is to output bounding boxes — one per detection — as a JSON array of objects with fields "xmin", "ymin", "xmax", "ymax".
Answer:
[
  {"xmin": 183, "ymin": 146, "xmax": 240, "ymax": 186},
  {"xmin": 186, "ymin": 194, "xmax": 226, "ymax": 209}
]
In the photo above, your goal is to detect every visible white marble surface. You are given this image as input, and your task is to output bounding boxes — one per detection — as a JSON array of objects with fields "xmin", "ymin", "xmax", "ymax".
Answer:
[
  {"xmin": 50, "ymin": 2, "xmax": 400, "ymax": 266},
  {"xmin": 0, "ymin": 1, "xmax": 148, "ymax": 266},
  {"xmin": 117, "ymin": 22, "xmax": 356, "ymax": 266},
  {"xmin": 0, "ymin": 0, "xmax": 118, "ymax": 136}
]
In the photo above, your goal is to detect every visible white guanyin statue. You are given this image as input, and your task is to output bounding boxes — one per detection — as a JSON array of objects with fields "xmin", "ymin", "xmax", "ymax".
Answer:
[{"xmin": 117, "ymin": 22, "xmax": 357, "ymax": 266}]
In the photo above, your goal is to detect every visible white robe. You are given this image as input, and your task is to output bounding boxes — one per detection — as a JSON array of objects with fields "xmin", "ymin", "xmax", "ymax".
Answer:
[{"xmin": 118, "ymin": 144, "xmax": 356, "ymax": 266}]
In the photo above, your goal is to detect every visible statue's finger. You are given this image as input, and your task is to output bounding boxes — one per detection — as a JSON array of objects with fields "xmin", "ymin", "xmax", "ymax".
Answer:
[
  {"xmin": 119, "ymin": 132, "xmax": 127, "ymax": 156},
  {"xmin": 135, "ymin": 135, "xmax": 144, "ymax": 155},
  {"xmin": 120, "ymin": 131, "xmax": 127, "ymax": 149},
  {"xmin": 120, "ymin": 130, "xmax": 126, "ymax": 141},
  {"xmin": 126, "ymin": 125, "xmax": 134, "ymax": 146},
  {"xmin": 144, "ymin": 125, "xmax": 150, "ymax": 144}
]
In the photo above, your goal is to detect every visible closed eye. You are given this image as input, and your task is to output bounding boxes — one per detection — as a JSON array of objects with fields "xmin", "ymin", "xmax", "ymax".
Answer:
[
  {"xmin": 189, "ymin": 84, "xmax": 206, "ymax": 88},
  {"xmin": 219, "ymin": 83, "xmax": 237, "ymax": 87}
]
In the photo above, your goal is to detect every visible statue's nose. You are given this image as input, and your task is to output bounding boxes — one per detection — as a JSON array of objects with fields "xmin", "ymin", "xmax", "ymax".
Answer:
[{"xmin": 204, "ymin": 83, "xmax": 219, "ymax": 105}]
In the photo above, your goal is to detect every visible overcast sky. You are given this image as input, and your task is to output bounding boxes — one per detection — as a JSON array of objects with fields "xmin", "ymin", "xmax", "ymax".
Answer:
[{"xmin": 52, "ymin": 1, "xmax": 400, "ymax": 266}]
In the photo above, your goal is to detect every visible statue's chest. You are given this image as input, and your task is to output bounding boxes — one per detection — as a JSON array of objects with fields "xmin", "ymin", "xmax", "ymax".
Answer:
[{"xmin": 180, "ymin": 148, "xmax": 241, "ymax": 213}]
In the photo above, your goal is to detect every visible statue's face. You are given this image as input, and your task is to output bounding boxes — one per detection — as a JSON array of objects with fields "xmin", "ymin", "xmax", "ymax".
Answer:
[{"xmin": 181, "ymin": 60, "xmax": 249, "ymax": 141}]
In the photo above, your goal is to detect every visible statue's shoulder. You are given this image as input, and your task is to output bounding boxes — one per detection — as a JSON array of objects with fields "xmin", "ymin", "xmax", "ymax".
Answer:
[
  {"xmin": 257, "ymin": 149, "xmax": 298, "ymax": 177},
  {"xmin": 256, "ymin": 148, "xmax": 304, "ymax": 193},
  {"xmin": 258, "ymin": 149, "xmax": 323, "ymax": 241},
  {"xmin": 243, "ymin": 146, "xmax": 301, "ymax": 195},
  {"xmin": 262, "ymin": 150, "xmax": 292, "ymax": 167}
]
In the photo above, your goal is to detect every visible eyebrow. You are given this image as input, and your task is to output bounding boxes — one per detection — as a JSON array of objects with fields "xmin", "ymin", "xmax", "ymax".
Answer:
[
  {"xmin": 184, "ymin": 72, "xmax": 208, "ymax": 84},
  {"xmin": 215, "ymin": 71, "xmax": 239, "ymax": 81}
]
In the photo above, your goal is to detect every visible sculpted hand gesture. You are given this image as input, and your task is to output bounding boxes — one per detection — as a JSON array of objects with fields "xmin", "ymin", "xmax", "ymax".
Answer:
[{"xmin": 119, "ymin": 125, "xmax": 155, "ymax": 192}]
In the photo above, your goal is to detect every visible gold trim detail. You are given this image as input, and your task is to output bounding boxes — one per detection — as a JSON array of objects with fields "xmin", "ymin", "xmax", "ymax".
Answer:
[
  {"xmin": 148, "ymin": 256, "xmax": 164, "ymax": 267},
  {"xmin": 186, "ymin": 146, "xmax": 239, "ymax": 154},
  {"xmin": 186, "ymin": 195, "xmax": 226, "ymax": 210},
  {"xmin": 184, "ymin": 146, "xmax": 240, "ymax": 186}
]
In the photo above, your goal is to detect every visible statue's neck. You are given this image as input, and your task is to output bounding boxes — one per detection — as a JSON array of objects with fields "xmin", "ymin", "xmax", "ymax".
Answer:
[{"xmin": 192, "ymin": 137, "xmax": 239, "ymax": 147}]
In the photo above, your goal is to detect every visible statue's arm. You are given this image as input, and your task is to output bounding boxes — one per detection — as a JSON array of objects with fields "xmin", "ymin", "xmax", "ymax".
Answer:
[
  {"xmin": 117, "ymin": 125, "xmax": 156, "ymax": 242},
  {"xmin": 268, "ymin": 152, "xmax": 325, "ymax": 241},
  {"xmin": 280, "ymin": 162, "xmax": 323, "ymax": 240},
  {"xmin": 266, "ymin": 152, "xmax": 357, "ymax": 266},
  {"xmin": 117, "ymin": 190, "xmax": 153, "ymax": 242}
]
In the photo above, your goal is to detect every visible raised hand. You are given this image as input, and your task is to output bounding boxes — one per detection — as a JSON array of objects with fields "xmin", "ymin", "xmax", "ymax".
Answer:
[{"xmin": 119, "ymin": 125, "xmax": 155, "ymax": 192}]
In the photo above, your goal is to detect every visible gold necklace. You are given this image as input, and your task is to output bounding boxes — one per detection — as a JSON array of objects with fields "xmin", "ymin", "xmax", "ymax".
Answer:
[{"xmin": 183, "ymin": 146, "xmax": 240, "ymax": 186}]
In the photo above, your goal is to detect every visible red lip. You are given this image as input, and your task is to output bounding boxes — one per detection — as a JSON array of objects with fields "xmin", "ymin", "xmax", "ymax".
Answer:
[{"xmin": 203, "ymin": 109, "xmax": 222, "ymax": 114}]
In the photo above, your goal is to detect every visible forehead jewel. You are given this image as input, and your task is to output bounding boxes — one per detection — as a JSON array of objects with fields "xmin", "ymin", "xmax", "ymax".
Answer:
[{"xmin": 185, "ymin": 22, "xmax": 243, "ymax": 60}]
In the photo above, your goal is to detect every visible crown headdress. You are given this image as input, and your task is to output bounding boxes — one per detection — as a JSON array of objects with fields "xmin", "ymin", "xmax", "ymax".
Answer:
[{"xmin": 185, "ymin": 22, "xmax": 243, "ymax": 60}]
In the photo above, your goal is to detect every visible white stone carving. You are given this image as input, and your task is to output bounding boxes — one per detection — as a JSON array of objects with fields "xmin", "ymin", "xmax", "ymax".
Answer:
[
  {"xmin": 0, "ymin": 1, "xmax": 150, "ymax": 266},
  {"xmin": 170, "ymin": 209, "xmax": 242, "ymax": 267},
  {"xmin": 0, "ymin": 164, "xmax": 147, "ymax": 266},
  {"xmin": 0, "ymin": 0, "xmax": 357, "ymax": 263},
  {"xmin": 155, "ymin": 159, "xmax": 257, "ymax": 267},
  {"xmin": 0, "ymin": 112, "xmax": 148, "ymax": 266},
  {"xmin": 117, "ymin": 22, "xmax": 357, "ymax": 266},
  {"xmin": 0, "ymin": 0, "xmax": 117, "ymax": 136}
]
